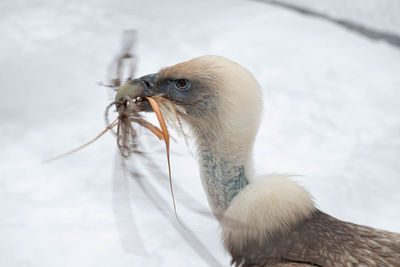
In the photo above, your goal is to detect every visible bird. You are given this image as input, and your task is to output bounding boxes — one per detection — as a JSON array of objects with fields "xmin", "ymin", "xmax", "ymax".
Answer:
[{"xmin": 115, "ymin": 55, "xmax": 400, "ymax": 266}]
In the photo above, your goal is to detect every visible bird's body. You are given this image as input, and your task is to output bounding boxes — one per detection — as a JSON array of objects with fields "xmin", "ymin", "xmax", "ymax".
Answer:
[
  {"xmin": 115, "ymin": 55, "xmax": 400, "ymax": 266},
  {"xmin": 228, "ymin": 208, "xmax": 400, "ymax": 266}
]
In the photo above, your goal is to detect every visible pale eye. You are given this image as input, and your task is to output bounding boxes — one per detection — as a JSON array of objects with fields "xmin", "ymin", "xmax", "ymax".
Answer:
[{"xmin": 174, "ymin": 79, "xmax": 191, "ymax": 90}]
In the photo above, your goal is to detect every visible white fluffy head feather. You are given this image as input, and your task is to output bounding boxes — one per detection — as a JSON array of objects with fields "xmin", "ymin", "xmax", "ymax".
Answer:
[{"xmin": 158, "ymin": 55, "xmax": 263, "ymax": 158}]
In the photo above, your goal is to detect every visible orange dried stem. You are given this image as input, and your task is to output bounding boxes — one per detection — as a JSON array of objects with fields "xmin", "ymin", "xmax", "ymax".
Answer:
[
  {"xmin": 153, "ymin": 96, "xmax": 184, "ymax": 131},
  {"xmin": 131, "ymin": 118, "xmax": 164, "ymax": 141},
  {"xmin": 146, "ymin": 97, "xmax": 179, "ymax": 219}
]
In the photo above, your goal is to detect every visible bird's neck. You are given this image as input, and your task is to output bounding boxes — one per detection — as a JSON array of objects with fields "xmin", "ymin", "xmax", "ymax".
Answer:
[{"xmin": 194, "ymin": 130, "xmax": 251, "ymax": 219}]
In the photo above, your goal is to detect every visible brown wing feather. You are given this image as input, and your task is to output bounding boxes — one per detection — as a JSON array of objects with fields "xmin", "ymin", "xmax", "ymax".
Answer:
[
  {"xmin": 228, "ymin": 210, "xmax": 400, "ymax": 266},
  {"xmin": 273, "ymin": 264, "xmax": 313, "ymax": 267}
]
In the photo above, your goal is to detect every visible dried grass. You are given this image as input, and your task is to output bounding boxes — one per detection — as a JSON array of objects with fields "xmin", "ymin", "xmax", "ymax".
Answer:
[
  {"xmin": 45, "ymin": 95, "xmax": 185, "ymax": 225},
  {"xmin": 111, "ymin": 95, "xmax": 186, "ymax": 226}
]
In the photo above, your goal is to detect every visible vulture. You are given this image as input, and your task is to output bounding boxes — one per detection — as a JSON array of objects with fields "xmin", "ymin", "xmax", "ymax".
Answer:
[{"xmin": 115, "ymin": 56, "xmax": 400, "ymax": 266}]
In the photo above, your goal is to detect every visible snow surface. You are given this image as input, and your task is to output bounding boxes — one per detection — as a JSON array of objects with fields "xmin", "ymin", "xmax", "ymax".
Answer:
[
  {"xmin": 270, "ymin": 0, "xmax": 400, "ymax": 35},
  {"xmin": 1, "ymin": 0, "xmax": 400, "ymax": 266}
]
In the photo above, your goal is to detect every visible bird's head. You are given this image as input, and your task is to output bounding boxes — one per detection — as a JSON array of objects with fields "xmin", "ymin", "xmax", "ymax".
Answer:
[{"xmin": 115, "ymin": 55, "xmax": 262, "ymax": 154}]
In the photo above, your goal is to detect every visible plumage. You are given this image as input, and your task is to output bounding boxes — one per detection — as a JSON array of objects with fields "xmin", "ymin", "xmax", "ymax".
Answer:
[
  {"xmin": 236, "ymin": 209, "xmax": 400, "ymax": 266},
  {"xmin": 226, "ymin": 191, "xmax": 400, "ymax": 266},
  {"xmin": 115, "ymin": 55, "xmax": 400, "ymax": 266}
]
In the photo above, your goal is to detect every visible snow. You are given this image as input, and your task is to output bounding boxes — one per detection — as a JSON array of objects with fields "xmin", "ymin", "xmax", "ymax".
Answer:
[
  {"xmin": 1, "ymin": 0, "xmax": 400, "ymax": 266},
  {"xmin": 270, "ymin": 0, "xmax": 400, "ymax": 35}
]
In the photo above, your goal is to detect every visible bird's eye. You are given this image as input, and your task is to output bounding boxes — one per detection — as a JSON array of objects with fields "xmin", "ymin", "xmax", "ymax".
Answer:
[{"xmin": 174, "ymin": 79, "xmax": 190, "ymax": 90}]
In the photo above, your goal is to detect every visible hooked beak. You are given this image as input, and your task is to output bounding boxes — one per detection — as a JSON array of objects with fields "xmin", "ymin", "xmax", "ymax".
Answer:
[{"xmin": 115, "ymin": 73, "xmax": 157, "ymax": 111}]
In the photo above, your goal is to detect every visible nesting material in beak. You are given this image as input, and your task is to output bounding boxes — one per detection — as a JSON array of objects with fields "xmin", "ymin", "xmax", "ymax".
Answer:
[
  {"xmin": 114, "ymin": 95, "xmax": 182, "ymax": 225},
  {"xmin": 45, "ymin": 84, "xmax": 183, "ymax": 227}
]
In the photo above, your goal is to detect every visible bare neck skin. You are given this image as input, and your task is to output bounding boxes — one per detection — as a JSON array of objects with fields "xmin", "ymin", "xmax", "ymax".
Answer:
[{"xmin": 193, "ymin": 127, "xmax": 250, "ymax": 219}]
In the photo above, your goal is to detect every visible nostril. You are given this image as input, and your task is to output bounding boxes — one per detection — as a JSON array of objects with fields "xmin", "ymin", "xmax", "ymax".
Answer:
[{"xmin": 142, "ymin": 79, "xmax": 151, "ymax": 88}]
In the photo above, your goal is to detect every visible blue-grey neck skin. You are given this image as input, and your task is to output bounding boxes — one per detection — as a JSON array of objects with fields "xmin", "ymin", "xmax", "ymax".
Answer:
[{"xmin": 195, "ymin": 130, "xmax": 249, "ymax": 218}]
